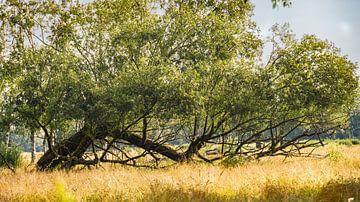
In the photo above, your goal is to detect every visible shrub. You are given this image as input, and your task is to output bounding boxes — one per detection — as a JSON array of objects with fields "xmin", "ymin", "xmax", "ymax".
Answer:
[
  {"xmin": 220, "ymin": 155, "xmax": 247, "ymax": 167},
  {"xmin": 0, "ymin": 143, "xmax": 23, "ymax": 169},
  {"xmin": 325, "ymin": 139, "xmax": 360, "ymax": 146},
  {"xmin": 337, "ymin": 139, "xmax": 353, "ymax": 146},
  {"xmin": 351, "ymin": 139, "xmax": 360, "ymax": 145}
]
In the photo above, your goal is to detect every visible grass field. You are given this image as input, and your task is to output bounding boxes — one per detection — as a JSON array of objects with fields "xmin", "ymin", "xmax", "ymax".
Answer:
[{"xmin": 1, "ymin": 143, "xmax": 360, "ymax": 201}]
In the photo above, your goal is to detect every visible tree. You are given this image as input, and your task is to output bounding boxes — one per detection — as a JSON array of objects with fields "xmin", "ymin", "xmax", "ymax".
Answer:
[
  {"xmin": 0, "ymin": 0, "xmax": 357, "ymax": 170},
  {"xmin": 272, "ymin": 0, "xmax": 292, "ymax": 8}
]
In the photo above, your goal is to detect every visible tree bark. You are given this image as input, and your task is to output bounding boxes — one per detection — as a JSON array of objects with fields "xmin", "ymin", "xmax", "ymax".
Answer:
[
  {"xmin": 36, "ymin": 126, "xmax": 201, "ymax": 170},
  {"xmin": 113, "ymin": 131, "xmax": 184, "ymax": 161},
  {"xmin": 42, "ymin": 137, "xmax": 47, "ymax": 152},
  {"xmin": 184, "ymin": 137, "xmax": 205, "ymax": 159},
  {"xmin": 5, "ymin": 133, "xmax": 10, "ymax": 147},
  {"xmin": 36, "ymin": 126, "xmax": 104, "ymax": 170},
  {"xmin": 30, "ymin": 130, "xmax": 36, "ymax": 164}
]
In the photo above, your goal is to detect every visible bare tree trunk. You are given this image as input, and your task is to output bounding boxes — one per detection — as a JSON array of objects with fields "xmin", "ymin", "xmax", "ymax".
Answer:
[
  {"xmin": 184, "ymin": 137, "xmax": 206, "ymax": 159},
  {"xmin": 5, "ymin": 133, "xmax": 10, "ymax": 147},
  {"xmin": 221, "ymin": 135, "xmax": 225, "ymax": 154},
  {"xmin": 254, "ymin": 132, "xmax": 262, "ymax": 149},
  {"xmin": 6, "ymin": 133, "xmax": 11, "ymax": 147},
  {"xmin": 37, "ymin": 126, "xmax": 188, "ymax": 170},
  {"xmin": 113, "ymin": 131, "xmax": 184, "ymax": 161},
  {"xmin": 36, "ymin": 126, "xmax": 99, "ymax": 170},
  {"xmin": 30, "ymin": 130, "xmax": 36, "ymax": 164},
  {"xmin": 256, "ymin": 141, "xmax": 262, "ymax": 149},
  {"xmin": 50, "ymin": 129, "xmax": 55, "ymax": 147},
  {"xmin": 42, "ymin": 137, "xmax": 47, "ymax": 152}
]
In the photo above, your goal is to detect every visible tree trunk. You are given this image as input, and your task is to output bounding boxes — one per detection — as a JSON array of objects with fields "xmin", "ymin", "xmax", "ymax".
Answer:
[
  {"xmin": 50, "ymin": 129, "xmax": 55, "ymax": 147},
  {"xmin": 36, "ymin": 126, "xmax": 200, "ymax": 170},
  {"xmin": 36, "ymin": 126, "xmax": 103, "ymax": 170},
  {"xmin": 5, "ymin": 133, "xmax": 10, "ymax": 147},
  {"xmin": 30, "ymin": 130, "xmax": 36, "ymax": 164},
  {"xmin": 221, "ymin": 136, "xmax": 225, "ymax": 154},
  {"xmin": 37, "ymin": 127, "xmax": 188, "ymax": 170},
  {"xmin": 256, "ymin": 141, "xmax": 262, "ymax": 149},
  {"xmin": 183, "ymin": 137, "xmax": 206, "ymax": 159},
  {"xmin": 113, "ymin": 131, "xmax": 184, "ymax": 162},
  {"xmin": 43, "ymin": 137, "xmax": 47, "ymax": 152}
]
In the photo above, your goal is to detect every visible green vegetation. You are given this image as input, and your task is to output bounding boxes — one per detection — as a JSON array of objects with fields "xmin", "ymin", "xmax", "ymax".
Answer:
[
  {"xmin": 220, "ymin": 155, "xmax": 248, "ymax": 168},
  {"xmin": 0, "ymin": 0, "xmax": 355, "ymax": 170},
  {"xmin": 54, "ymin": 179, "xmax": 77, "ymax": 202},
  {"xmin": 0, "ymin": 143, "xmax": 22, "ymax": 169},
  {"xmin": 325, "ymin": 139, "xmax": 360, "ymax": 146},
  {"xmin": 0, "ymin": 0, "xmax": 359, "ymax": 200}
]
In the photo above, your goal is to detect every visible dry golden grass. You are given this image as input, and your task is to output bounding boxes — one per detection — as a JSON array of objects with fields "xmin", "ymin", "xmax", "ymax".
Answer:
[{"xmin": 1, "ymin": 144, "xmax": 360, "ymax": 201}]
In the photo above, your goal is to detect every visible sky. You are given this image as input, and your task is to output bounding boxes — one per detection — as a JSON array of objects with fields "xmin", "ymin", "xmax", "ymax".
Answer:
[{"xmin": 252, "ymin": 0, "xmax": 360, "ymax": 65}]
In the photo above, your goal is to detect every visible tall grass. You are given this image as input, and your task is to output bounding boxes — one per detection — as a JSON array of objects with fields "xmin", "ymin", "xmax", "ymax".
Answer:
[{"xmin": 1, "ymin": 144, "xmax": 360, "ymax": 201}]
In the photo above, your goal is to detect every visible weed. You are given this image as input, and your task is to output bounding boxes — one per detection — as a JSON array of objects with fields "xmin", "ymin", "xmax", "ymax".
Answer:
[
  {"xmin": 54, "ymin": 178, "xmax": 77, "ymax": 202},
  {"xmin": 327, "ymin": 147, "xmax": 344, "ymax": 162}
]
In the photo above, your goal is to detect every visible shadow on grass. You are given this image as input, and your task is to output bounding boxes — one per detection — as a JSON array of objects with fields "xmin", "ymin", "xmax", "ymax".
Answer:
[
  {"xmin": 6, "ymin": 178, "xmax": 360, "ymax": 201},
  {"xmin": 316, "ymin": 178, "xmax": 360, "ymax": 202},
  {"xmin": 143, "ymin": 186, "xmax": 247, "ymax": 202},
  {"xmin": 142, "ymin": 178, "xmax": 360, "ymax": 202}
]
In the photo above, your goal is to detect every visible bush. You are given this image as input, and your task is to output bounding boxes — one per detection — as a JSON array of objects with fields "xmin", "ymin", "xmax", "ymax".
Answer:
[
  {"xmin": 325, "ymin": 139, "xmax": 360, "ymax": 146},
  {"xmin": 220, "ymin": 155, "xmax": 247, "ymax": 167},
  {"xmin": 0, "ymin": 143, "xmax": 23, "ymax": 169},
  {"xmin": 338, "ymin": 139, "xmax": 353, "ymax": 146},
  {"xmin": 351, "ymin": 139, "xmax": 360, "ymax": 145}
]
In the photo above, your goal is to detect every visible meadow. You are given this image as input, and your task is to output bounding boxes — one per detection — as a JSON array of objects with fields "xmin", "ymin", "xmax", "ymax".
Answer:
[{"xmin": 1, "ymin": 143, "xmax": 360, "ymax": 202}]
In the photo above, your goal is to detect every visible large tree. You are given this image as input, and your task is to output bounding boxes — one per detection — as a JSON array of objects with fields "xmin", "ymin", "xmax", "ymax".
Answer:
[{"xmin": 0, "ymin": 0, "xmax": 357, "ymax": 170}]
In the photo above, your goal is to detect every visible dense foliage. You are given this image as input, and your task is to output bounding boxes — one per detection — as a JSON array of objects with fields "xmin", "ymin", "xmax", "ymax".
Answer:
[{"xmin": 0, "ymin": 0, "xmax": 357, "ymax": 170}]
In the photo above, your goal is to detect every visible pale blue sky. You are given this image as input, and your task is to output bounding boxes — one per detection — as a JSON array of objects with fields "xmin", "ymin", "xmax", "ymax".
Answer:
[{"xmin": 252, "ymin": 0, "xmax": 360, "ymax": 65}]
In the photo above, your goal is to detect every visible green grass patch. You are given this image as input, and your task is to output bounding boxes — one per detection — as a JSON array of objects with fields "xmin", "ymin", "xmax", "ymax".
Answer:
[{"xmin": 325, "ymin": 139, "xmax": 360, "ymax": 146}]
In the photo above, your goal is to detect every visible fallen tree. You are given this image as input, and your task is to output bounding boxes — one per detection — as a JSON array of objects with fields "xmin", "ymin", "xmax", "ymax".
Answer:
[
  {"xmin": 36, "ymin": 116, "xmax": 343, "ymax": 170},
  {"xmin": 37, "ymin": 125, "xmax": 187, "ymax": 170}
]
